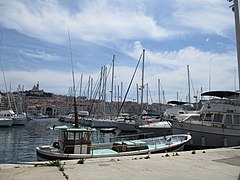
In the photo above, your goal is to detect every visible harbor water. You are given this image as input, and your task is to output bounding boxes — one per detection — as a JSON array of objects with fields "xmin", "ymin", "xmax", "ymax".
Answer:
[{"xmin": 0, "ymin": 118, "xmax": 119, "ymax": 164}]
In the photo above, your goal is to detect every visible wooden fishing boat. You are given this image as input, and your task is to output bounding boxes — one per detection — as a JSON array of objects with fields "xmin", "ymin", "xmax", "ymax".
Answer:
[{"xmin": 36, "ymin": 125, "xmax": 191, "ymax": 161}]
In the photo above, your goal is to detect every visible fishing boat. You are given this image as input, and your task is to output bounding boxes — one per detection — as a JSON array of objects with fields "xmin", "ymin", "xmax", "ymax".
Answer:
[{"xmin": 36, "ymin": 125, "xmax": 191, "ymax": 161}]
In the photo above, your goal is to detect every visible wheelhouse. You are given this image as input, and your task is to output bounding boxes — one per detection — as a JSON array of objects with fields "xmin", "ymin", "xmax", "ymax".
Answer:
[{"xmin": 55, "ymin": 126, "xmax": 95, "ymax": 154}]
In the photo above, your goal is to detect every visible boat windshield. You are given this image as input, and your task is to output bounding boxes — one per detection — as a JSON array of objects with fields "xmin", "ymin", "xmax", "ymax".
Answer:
[
  {"xmin": 199, "ymin": 113, "xmax": 223, "ymax": 123},
  {"xmin": 213, "ymin": 114, "xmax": 223, "ymax": 123},
  {"xmin": 199, "ymin": 113, "xmax": 212, "ymax": 121},
  {"xmin": 62, "ymin": 130, "xmax": 93, "ymax": 143},
  {"xmin": 225, "ymin": 114, "xmax": 233, "ymax": 125},
  {"xmin": 233, "ymin": 115, "xmax": 240, "ymax": 125}
]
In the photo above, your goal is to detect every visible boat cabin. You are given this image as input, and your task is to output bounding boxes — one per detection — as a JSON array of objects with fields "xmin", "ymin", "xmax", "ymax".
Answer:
[
  {"xmin": 54, "ymin": 126, "xmax": 95, "ymax": 154},
  {"xmin": 199, "ymin": 91, "xmax": 240, "ymax": 128},
  {"xmin": 0, "ymin": 110, "xmax": 15, "ymax": 118},
  {"xmin": 199, "ymin": 112, "xmax": 240, "ymax": 128}
]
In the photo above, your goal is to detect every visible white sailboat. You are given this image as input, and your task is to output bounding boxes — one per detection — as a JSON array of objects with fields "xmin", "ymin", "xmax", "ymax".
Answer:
[
  {"xmin": 12, "ymin": 113, "xmax": 27, "ymax": 125},
  {"xmin": 1, "ymin": 58, "xmax": 27, "ymax": 126},
  {"xmin": 112, "ymin": 49, "xmax": 152, "ymax": 132},
  {"xmin": 0, "ymin": 110, "xmax": 13, "ymax": 127}
]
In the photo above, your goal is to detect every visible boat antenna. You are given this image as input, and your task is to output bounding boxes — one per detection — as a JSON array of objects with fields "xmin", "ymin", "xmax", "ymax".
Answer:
[{"xmin": 68, "ymin": 27, "xmax": 79, "ymax": 128}]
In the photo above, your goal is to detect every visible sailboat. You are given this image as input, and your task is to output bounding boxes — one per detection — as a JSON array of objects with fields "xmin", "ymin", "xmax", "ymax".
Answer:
[
  {"xmin": 0, "ymin": 58, "xmax": 27, "ymax": 126},
  {"xmin": 0, "ymin": 110, "xmax": 13, "ymax": 127},
  {"xmin": 112, "ymin": 49, "xmax": 154, "ymax": 132}
]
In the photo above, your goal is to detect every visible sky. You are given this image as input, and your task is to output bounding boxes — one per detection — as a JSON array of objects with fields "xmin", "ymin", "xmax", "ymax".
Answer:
[{"xmin": 0, "ymin": 0, "xmax": 239, "ymax": 104}]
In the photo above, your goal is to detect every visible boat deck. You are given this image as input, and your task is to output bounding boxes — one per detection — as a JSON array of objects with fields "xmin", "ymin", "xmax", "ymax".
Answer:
[
  {"xmin": 92, "ymin": 149, "xmax": 118, "ymax": 155},
  {"xmin": 92, "ymin": 138, "xmax": 180, "ymax": 154}
]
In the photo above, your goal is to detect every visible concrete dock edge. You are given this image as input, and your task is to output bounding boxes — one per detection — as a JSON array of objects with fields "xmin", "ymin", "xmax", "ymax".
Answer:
[{"xmin": 0, "ymin": 147, "xmax": 239, "ymax": 180}]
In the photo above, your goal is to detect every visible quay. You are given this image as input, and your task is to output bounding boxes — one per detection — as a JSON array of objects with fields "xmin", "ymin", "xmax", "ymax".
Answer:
[{"xmin": 0, "ymin": 147, "xmax": 239, "ymax": 180}]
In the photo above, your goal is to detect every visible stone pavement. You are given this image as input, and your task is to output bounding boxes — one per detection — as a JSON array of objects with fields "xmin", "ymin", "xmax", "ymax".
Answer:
[{"xmin": 0, "ymin": 147, "xmax": 239, "ymax": 180}]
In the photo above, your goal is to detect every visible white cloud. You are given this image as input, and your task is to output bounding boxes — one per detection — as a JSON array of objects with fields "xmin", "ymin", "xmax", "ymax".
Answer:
[
  {"xmin": 18, "ymin": 49, "xmax": 61, "ymax": 61},
  {"xmin": 121, "ymin": 41, "xmax": 237, "ymax": 101},
  {"xmin": 172, "ymin": 0, "xmax": 234, "ymax": 36},
  {"xmin": 3, "ymin": 0, "xmax": 232, "ymax": 45},
  {"xmin": 0, "ymin": 0, "xmax": 237, "ymax": 103},
  {"xmin": 2, "ymin": 70, "xmax": 72, "ymax": 93},
  {"xmin": 0, "ymin": 0, "xmax": 175, "ymax": 44},
  {"xmin": 1, "ymin": 42, "xmax": 237, "ymax": 102}
]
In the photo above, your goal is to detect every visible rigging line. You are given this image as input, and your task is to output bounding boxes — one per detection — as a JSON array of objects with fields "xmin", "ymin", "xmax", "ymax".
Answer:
[
  {"xmin": 148, "ymin": 86, "xmax": 154, "ymax": 104},
  {"xmin": 89, "ymin": 70, "xmax": 101, "ymax": 100},
  {"xmin": 117, "ymin": 52, "xmax": 143, "ymax": 116},
  {"xmin": 67, "ymin": 27, "xmax": 76, "ymax": 97},
  {"xmin": 88, "ymin": 72, "xmax": 102, "ymax": 115},
  {"xmin": 0, "ymin": 59, "xmax": 8, "ymax": 93},
  {"xmin": 190, "ymin": 75, "xmax": 196, "ymax": 97},
  {"xmin": 187, "ymin": 68, "xmax": 196, "ymax": 97},
  {"xmin": 88, "ymin": 65, "xmax": 110, "ymax": 116},
  {"xmin": 0, "ymin": 59, "xmax": 12, "ymax": 109}
]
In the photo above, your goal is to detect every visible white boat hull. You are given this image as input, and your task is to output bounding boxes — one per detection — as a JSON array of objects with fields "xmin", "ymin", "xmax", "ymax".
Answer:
[
  {"xmin": 115, "ymin": 122, "xmax": 138, "ymax": 132},
  {"xmin": 172, "ymin": 121, "xmax": 240, "ymax": 147},
  {"xmin": 12, "ymin": 116, "xmax": 27, "ymax": 125},
  {"xmin": 36, "ymin": 134, "xmax": 191, "ymax": 161},
  {"xmin": 139, "ymin": 121, "xmax": 172, "ymax": 137},
  {"xmin": 0, "ymin": 118, "xmax": 13, "ymax": 127},
  {"xmin": 139, "ymin": 127, "xmax": 172, "ymax": 137},
  {"xmin": 80, "ymin": 118, "xmax": 92, "ymax": 126},
  {"xmin": 91, "ymin": 119, "xmax": 116, "ymax": 128}
]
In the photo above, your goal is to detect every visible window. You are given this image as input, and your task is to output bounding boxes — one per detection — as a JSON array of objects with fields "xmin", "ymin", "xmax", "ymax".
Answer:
[
  {"xmin": 204, "ymin": 113, "xmax": 212, "ymax": 121},
  {"xmin": 213, "ymin": 114, "xmax": 223, "ymax": 123},
  {"xmin": 225, "ymin": 115, "xmax": 232, "ymax": 125},
  {"xmin": 233, "ymin": 115, "xmax": 240, "ymax": 125}
]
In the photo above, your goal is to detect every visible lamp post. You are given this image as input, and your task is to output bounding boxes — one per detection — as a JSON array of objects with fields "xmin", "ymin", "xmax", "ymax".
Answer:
[{"xmin": 228, "ymin": 0, "xmax": 240, "ymax": 89}]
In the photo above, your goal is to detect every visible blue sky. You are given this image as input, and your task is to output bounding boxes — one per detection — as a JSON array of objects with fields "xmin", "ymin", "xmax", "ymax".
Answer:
[{"xmin": 0, "ymin": 0, "xmax": 238, "ymax": 103}]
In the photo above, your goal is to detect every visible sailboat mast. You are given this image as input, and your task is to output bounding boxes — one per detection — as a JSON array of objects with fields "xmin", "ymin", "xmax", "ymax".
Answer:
[
  {"xmin": 111, "ymin": 55, "xmax": 115, "ymax": 102},
  {"xmin": 187, "ymin": 65, "xmax": 191, "ymax": 105},
  {"xmin": 140, "ymin": 49, "xmax": 145, "ymax": 113},
  {"xmin": 158, "ymin": 79, "xmax": 161, "ymax": 112},
  {"xmin": 79, "ymin": 73, "xmax": 83, "ymax": 98},
  {"xmin": 68, "ymin": 28, "xmax": 79, "ymax": 128}
]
